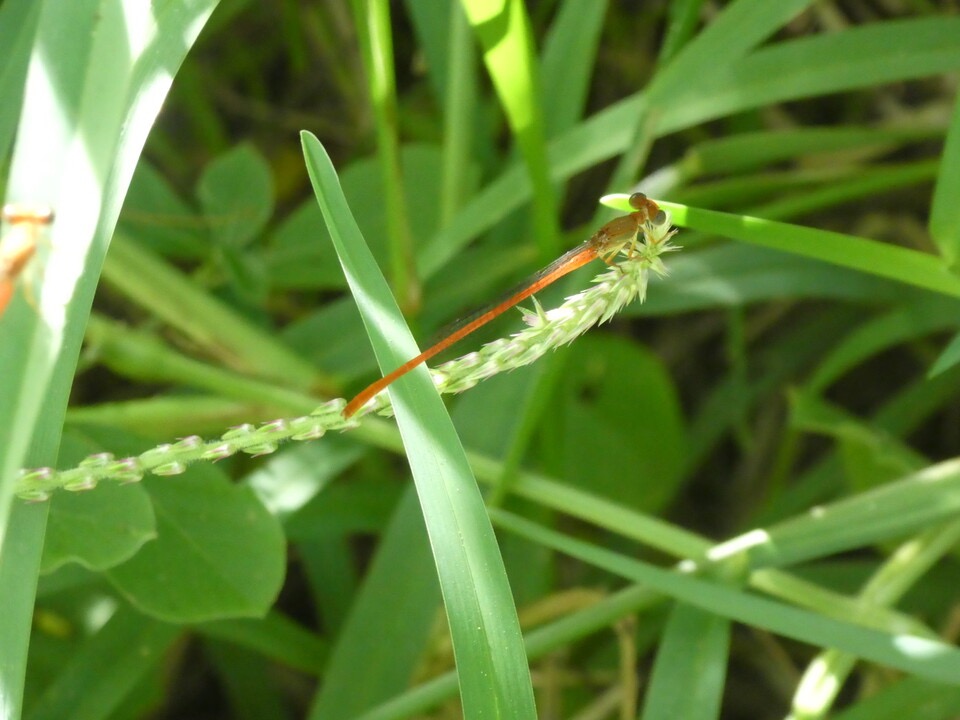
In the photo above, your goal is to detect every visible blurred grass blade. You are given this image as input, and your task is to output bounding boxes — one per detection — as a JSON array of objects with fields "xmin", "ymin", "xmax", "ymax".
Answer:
[
  {"xmin": 659, "ymin": 201, "xmax": 960, "ymax": 299},
  {"xmin": 25, "ymin": 606, "xmax": 179, "ymax": 720},
  {"xmin": 641, "ymin": 603, "xmax": 729, "ymax": 720},
  {"xmin": 789, "ymin": 519, "xmax": 960, "ymax": 718},
  {"xmin": 540, "ymin": 0, "xmax": 607, "ymax": 137},
  {"xmin": 494, "ymin": 510, "xmax": 960, "ymax": 685},
  {"xmin": 828, "ymin": 677, "xmax": 960, "ymax": 720},
  {"xmin": 659, "ymin": 16, "xmax": 960, "ymax": 133},
  {"xmin": 682, "ymin": 125, "xmax": 940, "ymax": 179},
  {"xmin": 460, "ymin": 0, "xmax": 560, "ymax": 260},
  {"xmin": 0, "ymin": 0, "xmax": 218, "ymax": 716},
  {"xmin": 929, "ymin": 331, "xmax": 960, "ymax": 378},
  {"xmin": 806, "ymin": 300, "xmax": 959, "ymax": 392},
  {"xmin": 929, "ymin": 88, "xmax": 960, "ymax": 266},
  {"xmin": 308, "ymin": 488, "xmax": 439, "ymax": 719},
  {"xmin": 611, "ymin": 0, "xmax": 815, "ymax": 189},
  {"xmin": 439, "ymin": 3, "xmax": 476, "ymax": 226},
  {"xmin": 650, "ymin": 0, "xmax": 815, "ymax": 99},
  {"xmin": 101, "ymin": 233, "xmax": 322, "ymax": 389},
  {"xmin": 0, "ymin": 0, "xmax": 42, "ymax": 151},
  {"xmin": 301, "ymin": 132, "xmax": 537, "ymax": 718},
  {"xmin": 350, "ymin": 0, "xmax": 418, "ymax": 311},
  {"xmin": 748, "ymin": 457, "xmax": 960, "ymax": 568},
  {"xmin": 658, "ymin": 0, "xmax": 707, "ymax": 65}
]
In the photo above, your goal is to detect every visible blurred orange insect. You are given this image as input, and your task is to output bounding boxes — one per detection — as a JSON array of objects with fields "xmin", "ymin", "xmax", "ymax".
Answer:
[{"xmin": 0, "ymin": 203, "xmax": 55, "ymax": 318}]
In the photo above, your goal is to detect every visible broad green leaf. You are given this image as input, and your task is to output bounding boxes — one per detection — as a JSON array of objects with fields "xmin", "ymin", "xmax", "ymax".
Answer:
[
  {"xmin": 561, "ymin": 336, "xmax": 687, "ymax": 513},
  {"xmin": 41, "ymin": 485, "xmax": 155, "ymax": 575},
  {"xmin": 197, "ymin": 146, "xmax": 274, "ymax": 249},
  {"xmin": 120, "ymin": 160, "xmax": 203, "ymax": 259},
  {"xmin": 107, "ymin": 466, "xmax": 285, "ymax": 622},
  {"xmin": 39, "ymin": 426, "xmax": 155, "ymax": 575},
  {"xmin": 263, "ymin": 199, "xmax": 343, "ymax": 290},
  {"xmin": 195, "ymin": 143, "xmax": 274, "ymax": 304}
]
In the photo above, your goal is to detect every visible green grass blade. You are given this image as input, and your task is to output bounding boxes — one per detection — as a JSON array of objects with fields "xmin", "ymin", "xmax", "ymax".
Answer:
[
  {"xmin": 930, "ymin": 88, "xmax": 960, "ymax": 266},
  {"xmin": 101, "ymin": 234, "xmax": 322, "ymax": 390},
  {"xmin": 829, "ymin": 677, "xmax": 960, "ymax": 720},
  {"xmin": 615, "ymin": 0, "xmax": 815, "ymax": 187},
  {"xmin": 0, "ymin": 0, "xmax": 218, "ymax": 715},
  {"xmin": 650, "ymin": 0, "xmax": 815, "ymax": 99},
  {"xmin": 540, "ymin": 0, "xmax": 607, "ymax": 137},
  {"xmin": 658, "ymin": 0, "xmax": 707, "ymax": 64},
  {"xmin": 641, "ymin": 603, "xmax": 729, "ymax": 720},
  {"xmin": 807, "ymin": 300, "xmax": 959, "ymax": 393},
  {"xmin": 461, "ymin": 0, "xmax": 560, "ymax": 260},
  {"xmin": 0, "ymin": 0, "xmax": 41, "ymax": 152},
  {"xmin": 682, "ymin": 125, "xmax": 941, "ymax": 178},
  {"xmin": 744, "ymin": 458, "xmax": 960, "ymax": 569},
  {"xmin": 301, "ymin": 132, "xmax": 537, "ymax": 719},
  {"xmin": 611, "ymin": 0, "xmax": 816, "ymax": 189},
  {"xmin": 354, "ymin": 584, "xmax": 664, "ymax": 720},
  {"xmin": 929, "ymin": 331, "xmax": 960, "ymax": 378},
  {"xmin": 658, "ymin": 201, "xmax": 960, "ymax": 299},
  {"xmin": 494, "ymin": 510, "xmax": 960, "ymax": 686},
  {"xmin": 350, "ymin": 0, "xmax": 418, "ymax": 310},
  {"xmin": 0, "ymin": 506, "xmax": 48, "ymax": 720},
  {"xmin": 789, "ymin": 520, "xmax": 960, "ymax": 718},
  {"xmin": 659, "ymin": 16, "xmax": 960, "ymax": 133},
  {"xmin": 438, "ymin": 4, "xmax": 476, "ymax": 225},
  {"xmin": 308, "ymin": 489, "xmax": 439, "ymax": 719}
]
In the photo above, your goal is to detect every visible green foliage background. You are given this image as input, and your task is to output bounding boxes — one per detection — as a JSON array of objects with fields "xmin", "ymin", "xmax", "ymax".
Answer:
[{"xmin": 2, "ymin": 1, "xmax": 960, "ymax": 719}]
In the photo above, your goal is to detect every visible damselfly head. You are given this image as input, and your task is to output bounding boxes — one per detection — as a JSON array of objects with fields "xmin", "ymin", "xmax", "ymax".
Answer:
[{"xmin": 627, "ymin": 192, "xmax": 660, "ymax": 219}]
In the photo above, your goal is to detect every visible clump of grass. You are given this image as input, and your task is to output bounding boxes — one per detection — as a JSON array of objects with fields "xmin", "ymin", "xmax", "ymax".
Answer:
[{"xmin": 4, "ymin": 3, "xmax": 960, "ymax": 719}]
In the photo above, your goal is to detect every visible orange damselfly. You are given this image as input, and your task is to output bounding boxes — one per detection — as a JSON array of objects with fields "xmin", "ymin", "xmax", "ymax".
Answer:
[
  {"xmin": 0, "ymin": 204, "xmax": 55, "ymax": 318},
  {"xmin": 343, "ymin": 193, "xmax": 662, "ymax": 418}
]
